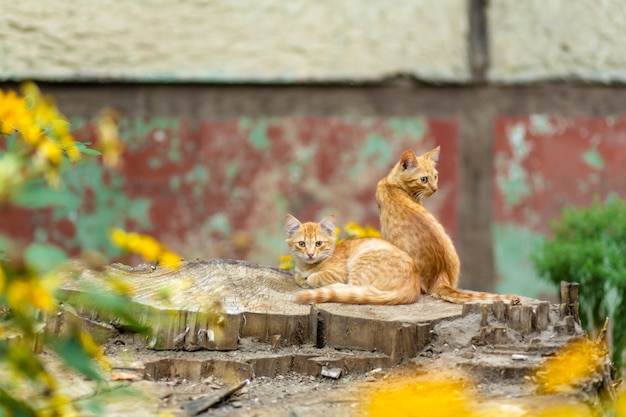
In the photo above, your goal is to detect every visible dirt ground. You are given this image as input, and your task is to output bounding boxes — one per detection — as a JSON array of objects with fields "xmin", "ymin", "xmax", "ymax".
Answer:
[{"xmin": 87, "ymin": 318, "xmax": 607, "ymax": 417}]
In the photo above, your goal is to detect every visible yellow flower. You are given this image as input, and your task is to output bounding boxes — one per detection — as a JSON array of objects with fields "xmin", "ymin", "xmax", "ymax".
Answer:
[
  {"xmin": 29, "ymin": 283, "xmax": 55, "ymax": 311},
  {"xmin": 37, "ymin": 139, "xmax": 63, "ymax": 166},
  {"xmin": 0, "ymin": 265, "xmax": 5, "ymax": 293},
  {"xmin": 18, "ymin": 121, "xmax": 43, "ymax": 146},
  {"xmin": 110, "ymin": 228, "xmax": 182, "ymax": 269},
  {"xmin": 615, "ymin": 388, "xmax": 626, "ymax": 417},
  {"xmin": 344, "ymin": 221, "xmax": 365, "ymax": 238},
  {"xmin": 343, "ymin": 221, "xmax": 381, "ymax": 239},
  {"xmin": 278, "ymin": 254, "xmax": 294, "ymax": 270},
  {"xmin": 159, "ymin": 251, "xmax": 182, "ymax": 270},
  {"xmin": 6, "ymin": 280, "xmax": 30, "ymax": 311},
  {"xmin": 6, "ymin": 277, "xmax": 55, "ymax": 312},
  {"xmin": 79, "ymin": 331, "xmax": 110, "ymax": 372},
  {"xmin": 136, "ymin": 235, "xmax": 162, "ymax": 261},
  {"xmin": 110, "ymin": 228, "xmax": 128, "ymax": 248},
  {"xmin": 97, "ymin": 111, "xmax": 124, "ymax": 168},
  {"xmin": 44, "ymin": 393, "xmax": 78, "ymax": 417},
  {"xmin": 363, "ymin": 225, "xmax": 382, "ymax": 238},
  {"xmin": 108, "ymin": 276, "xmax": 134, "ymax": 297},
  {"xmin": 535, "ymin": 338, "xmax": 606, "ymax": 394},
  {"xmin": 364, "ymin": 376, "xmax": 478, "ymax": 417},
  {"xmin": 0, "ymin": 90, "xmax": 30, "ymax": 134}
]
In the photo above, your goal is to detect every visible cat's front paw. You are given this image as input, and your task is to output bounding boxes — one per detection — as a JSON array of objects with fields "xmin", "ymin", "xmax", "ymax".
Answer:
[{"xmin": 294, "ymin": 273, "xmax": 309, "ymax": 288}]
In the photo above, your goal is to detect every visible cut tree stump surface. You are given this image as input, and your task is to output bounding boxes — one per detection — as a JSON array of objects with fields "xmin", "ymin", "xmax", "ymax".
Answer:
[
  {"xmin": 61, "ymin": 259, "xmax": 483, "ymax": 356},
  {"xmin": 54, "ymin": 260, "xmax": 614, "ymax": 417}
]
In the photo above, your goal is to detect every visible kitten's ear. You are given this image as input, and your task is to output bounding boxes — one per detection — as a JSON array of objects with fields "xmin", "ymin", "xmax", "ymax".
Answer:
[
  {"xmin": 400, "ymin": 150, "xmax": 418, "ymax": 170},
  {"xmin": 423, "ymin": 146, "xmax": 440, "ymax": 164},
  {"xmin": 318, "ymin": 214, "xmax": 336, "ymax": 237},
  {"xmin": 285, "ymin": 214, "xmax": 302, "ymax": 238}
]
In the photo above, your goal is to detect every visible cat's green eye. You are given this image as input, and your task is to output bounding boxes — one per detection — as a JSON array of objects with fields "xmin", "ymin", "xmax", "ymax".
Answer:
[
  {"xmin": 420, "ymin": 177, "xmax": 428, "ymax": 184},
  {"xmin": 298, "ymin": 241, "xmax": 306, "ymax": 247},
  {"xmin": 315, "ymin": 241, "xmax": 323, "ymax": 247}
]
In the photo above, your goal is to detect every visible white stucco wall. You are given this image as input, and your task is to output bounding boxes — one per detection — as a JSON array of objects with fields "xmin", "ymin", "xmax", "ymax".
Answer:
[
  {"xmin": 488, "ymin": 0, "xmax": 626, "ymax": 83},
  {"xmin": 0, "ymin": 0, "xmax": 471, "ymax": 83}
]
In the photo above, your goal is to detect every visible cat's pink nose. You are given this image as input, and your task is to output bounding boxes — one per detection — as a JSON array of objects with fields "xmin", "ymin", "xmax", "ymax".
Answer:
[
  {"xmin": 307, "ymin": 253, "xmax": 314, "ymax": 259},
  {"xmin": 431, "ymin": 185, "xmax": 438, "ymax": 193}
]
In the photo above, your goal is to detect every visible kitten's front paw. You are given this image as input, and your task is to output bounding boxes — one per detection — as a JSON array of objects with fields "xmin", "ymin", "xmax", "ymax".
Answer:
[{"xmin": 294, "ymin": 274, "xmax": 309, "ymax": 288}]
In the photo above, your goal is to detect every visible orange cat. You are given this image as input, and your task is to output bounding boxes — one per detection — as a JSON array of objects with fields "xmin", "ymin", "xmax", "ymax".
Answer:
[
  {"xmin": 376, "ymin": 146, "xmax": 520, "ymax": 304},
  {"xmin": 285, "ymin": 214, "xmax": 420, "ymax": 305}
]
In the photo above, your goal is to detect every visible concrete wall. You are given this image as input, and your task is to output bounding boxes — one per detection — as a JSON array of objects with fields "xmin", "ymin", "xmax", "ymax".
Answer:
[
  {"xmin": 1, "ymin": 0, "xmax": 470, "ymax": 82},
  {"xmin": 3, "ymin": 0, "xmax": 626, "ymax": 83},
  {"xmin": 489, "ymin": 0, "xmax": 626, "ymax": 83}
]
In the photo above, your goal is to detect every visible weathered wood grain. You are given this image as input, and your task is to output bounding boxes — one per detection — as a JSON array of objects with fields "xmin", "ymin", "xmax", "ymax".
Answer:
[{"xmin": 59, "ymin": 259, "xmax": 559, "ymax": 365}]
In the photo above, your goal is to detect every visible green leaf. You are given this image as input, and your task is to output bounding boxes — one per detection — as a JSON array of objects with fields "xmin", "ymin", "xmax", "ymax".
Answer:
[
  {"xmin": 24, "ymin": 243, "xmax": 67, "ymax": 275},
  {"xmin": 74, "ymin": 141, "xmax": 102, "ymax": 156},
  {"xmin": 0, "ymin": 387, "xmax": 38, "ymax": 417},
  {"xmin": 48, "ymin": 336, "xmax": 103, "ymax": 382},
  {"xmin": 12, "ymin": 180, "xmax": 81, "ymax": 210},
  {"xmin": 80, "ymin": 148, "xmax": 102, "ymax": 156}
]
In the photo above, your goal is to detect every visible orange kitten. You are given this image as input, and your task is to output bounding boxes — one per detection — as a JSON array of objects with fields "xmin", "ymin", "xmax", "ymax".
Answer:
[
  {"xmin": 376, "ymin": 146, "xmax": 520, "ymax": 304},
  {"xmin": 285, "ymin": 214, "xmax": 420, "ymax": 305}
]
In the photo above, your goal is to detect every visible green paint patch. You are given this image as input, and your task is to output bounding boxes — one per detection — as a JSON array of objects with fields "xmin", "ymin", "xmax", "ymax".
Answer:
[
  {"xmin": 582, "ymin": 149, "xmax": 604, "ymax": 170},
  {"xmin": 386, "ymin": 118, "xmax": 426, "ymax": 138},
  {"xmin": 116, "ymin": 118, "xmax": 180, "ymax": 151},
  {"xmin": 148, "ymin": 157, "xmax": 163, "ymax": 169},
  {"xmin": 248, "ymin": 120, "xmax": 270, "ymax": 150},
  {"xmin": 495, "ymin": 160, "xmax": 532, "ymax": 206},
  {"xmin": 225, "ymin": 161, "xmax": 240, "ymax": 182},
  {"xmin": 493, "ymin": 223, "xmax": 557, "ymax": 299},
  {"xmin": 185, "ymin": 165, "xmax": 209, "ymax": 185},
  {"xmin": 168, "ymin": 136, "xmax": 183, "ymax": 163},
  {"xmin": 361, "ymin": 133, "xmax": 392, "ymax": 169},
  {"xmin": 529, "ymin": 114, "xmax": 556, "ymax": 135},
  {"xmin": 496, "ymin": 122, "xmax": 535, "ymax": 207},
  {"xmin": 169, "ymin": 175, "xmax": 181, "ymax": 191},
  {"xmin": 205, "ymin": 213, "xmax": 231, "ymax": 236}
]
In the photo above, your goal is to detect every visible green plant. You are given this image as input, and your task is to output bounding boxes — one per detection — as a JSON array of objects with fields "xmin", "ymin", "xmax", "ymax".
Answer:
[
  {"xmin": 0, "ymin": 83, "xmax": 180, "ymax": 416},
  {"xmin": 532, "ymin": 194, "xmax": 626, "ymax": 373}
]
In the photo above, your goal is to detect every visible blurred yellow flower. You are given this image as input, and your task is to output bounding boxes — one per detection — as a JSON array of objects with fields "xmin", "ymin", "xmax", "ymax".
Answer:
[
  {"xmin": 343, "ymin": 221, "xmax": 381, "ymax": 239},
  {"xmin": 364, "ymin": 376, "xmax": 478, "ymax": 417},
  {"xmin": 79, "ymin": 330, "xmax": 111, "ymax": 372},
  {"xmin": 0, "ymin": 89, "xmax": 30, "ymax": 134},
  {"xmin": 535, "ymin": 338, "xmax": 607, "ymax": 394},
  {"xmin": 37, "ymin": 139, "xmax": 63, "ymax": 166},
  {"xmin": 97, "ymin": 110, "xmax": 124, "ymax": 168},
  {"xmin": 278, "ymin": 254, "xmax": 295, "ymax": 270},
  {"xmin": 108, "ymin": 276, "xmax": 134, "ymax": 297},
  {"xmin": 6, "ymin": 278, "xmax": 55, "ymax": 313},
  {"xmin": 616, "ymin": 388, "xmax": 626, "ymax": 417},
  {"xmin": 159, "ymin": 251, "xmax": 182, "ymax": 270},
  {"xmin": 110, "ymin": 228, "xmax": 181, "ymax": 269}
]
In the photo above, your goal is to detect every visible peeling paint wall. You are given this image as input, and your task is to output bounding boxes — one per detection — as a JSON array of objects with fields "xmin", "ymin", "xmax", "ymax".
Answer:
[
  {"xmin": 2, "ymin": 117, "xmax": 459, "ymax": 267},
  {"xmin": 492, "ymin": 116, "xmax": 626, "ymax": 299}
]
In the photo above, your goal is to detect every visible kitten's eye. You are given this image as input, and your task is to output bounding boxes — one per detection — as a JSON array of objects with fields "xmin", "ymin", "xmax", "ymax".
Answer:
[
  {"xmin": 420, "ymin": 177, "xmax": 428, "ymax": 184},
  {"xmin": 315, "ymin": 241, "xmax": 323, "ymax": 247},
  {"xmin": 435, "ymin": 174, "xmax": 439, "ymax": 180},
  {"xmin": 298, "ymin": 241, "xmax": 306, "ymax": 247}
]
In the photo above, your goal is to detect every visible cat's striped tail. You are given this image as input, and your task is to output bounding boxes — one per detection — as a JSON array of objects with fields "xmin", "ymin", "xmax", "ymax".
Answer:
[
  {"xmin": 431, "ymin": 284, "xmax": 521, "ymax": 305},
  {"xmin": 294, "ymin": 283, "xmax": 420, "ymax": 306}
]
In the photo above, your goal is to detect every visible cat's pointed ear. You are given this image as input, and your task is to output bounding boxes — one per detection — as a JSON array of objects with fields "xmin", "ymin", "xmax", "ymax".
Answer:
[
  {"xmin": 400, "ymin": 150, "xmax": 418, "ymax": 170},
  {"xmin": 285, "ymin": 214, "xmax": 302, "ymax": 238},
  {"xmin": 318, "ymin": 214, "xmax": 336, "ymax": 237},
  {"xmin": 423, "ymin": 146, "xmax": 440, "ymax": 164}
]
